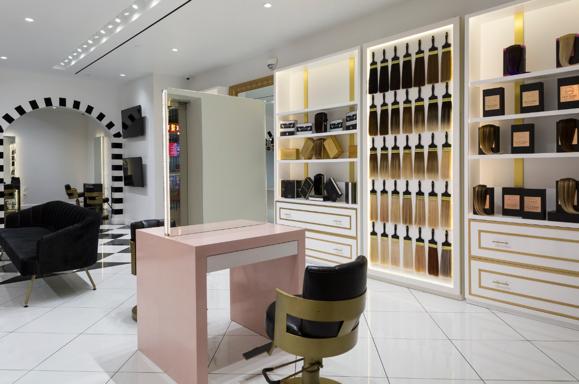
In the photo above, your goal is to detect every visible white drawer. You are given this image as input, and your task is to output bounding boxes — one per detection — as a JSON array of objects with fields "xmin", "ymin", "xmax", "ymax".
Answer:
[
  {"xmin": 470, "ymin": 258, "xmax": 579, "ymax": 322},
  {"xmin": 470, "ymin": 219, "xmax": 579, "ymax": 273},
  {"xmin": 306, "ymin": 231, "xmax": 357, "ymax": 264},
  {"xmin": 276, "ymin": 202, "xmax": 357, "ymax": 238}
]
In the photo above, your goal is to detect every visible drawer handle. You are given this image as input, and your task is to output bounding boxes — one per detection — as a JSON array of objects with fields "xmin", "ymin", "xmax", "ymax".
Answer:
[
  {"xmin": 282, "ymin": 213, "xmax": 293, "ymax": 219},
  {"xmin": 492, "ymin": 280, "xmax": 510, "ymax": 287},
  {"xmin": 333, "ymin": 247, "xmax": 344, "ymax": 254},
  {"xmin": 333, "ymin": 219, "xmax": 345, "ymax": 226},
  {"xmin": 492, "ymin": 240, "xmax": 509, "ymax": 245}
]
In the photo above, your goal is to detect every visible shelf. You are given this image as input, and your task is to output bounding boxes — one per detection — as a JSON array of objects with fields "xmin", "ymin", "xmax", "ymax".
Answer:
[
  {"xmin": 470, "ymin": 108, "xmax": 579, "ymax": 124},
  {"xmin": 276, "ymin": 101, "xmax": 358, "ymax": 116},
  {"xmin": 276, "ymin": 198, "xmax": 358, "ymax": 208},
  {"xmin": 469, "ymin": 152, "xmax": 579, "ymax": 160},
  {"xmin": 468, "ymin": 213, "xmax": 579, "ymax": 230},
  {"xmin": 470, "ymin": 65, "xmax": 579, "ymax": 87},
  {"xmin": 278, "ymin": 158, "xmax": 357, "ymax": 164},
  {"xmin": 278, "ymin": 130, "xmax": 358, "ymax": 140}
]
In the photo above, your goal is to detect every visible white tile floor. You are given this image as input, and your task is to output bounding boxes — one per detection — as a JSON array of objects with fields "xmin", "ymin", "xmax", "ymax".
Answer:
[{"xmin": 0, "ymin": 225, "xmax": 578, "ymax": 383}]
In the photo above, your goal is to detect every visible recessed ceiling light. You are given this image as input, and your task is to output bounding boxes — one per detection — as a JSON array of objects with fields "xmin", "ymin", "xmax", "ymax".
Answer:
[
  {"xmin": 24, "ymin": 17, "xmax": 35, "ymax": 22},
  {"xmin": 171, "ymin": 48, "xmax": 179, "ymax": 52},
  {"xmin": 0, "ymin": 56, "xmax": 7, "ymax": 60},
  {"xmin": 115, "ymin": 18, "xmax": 121, "ymax": 23},
  {"xmin": 83, "ymin": 45, "xmax": 87, "ymax": 48},
  {"xmin": 60, "ymin": 62, "xmax": 64, "ymax": 65},
  {"xmin": 94, "ymin": 35, "xmax": 99, "ymax": 39},
  {"xmin": 73, "ymin": 52, "xmax": 78, "ymax": 56},
  {"xmin": 77, "ymin": 48, "xmax": 82, "ymax": 52},
  {"xmin": 132, "ymin": 4, "xmax": 138, "ymax": 9},
  {"xmin": 100, "ymin": 30, "xmax": 106, "ymax": 34},
  {"xmin": 68, "ymin": 55, "xmax": 72, "ymax": 59},
  {"xmin": 124, "ymin": 12, "xmax": 130, "ymax": 16},
  {"xmin": 263, "ymin": 3, "xmax": 272, "ymax": 8},
  {"xmin": 120, "ymin": 73, "xmax": 126, "ymax": 77},
  {"xmin": 88, "ymin": 40, "xmax": 93, "ymax": 44},
  {"xmin": 108, "ymin": 25, "xmax": 113, "ymax": 29}
]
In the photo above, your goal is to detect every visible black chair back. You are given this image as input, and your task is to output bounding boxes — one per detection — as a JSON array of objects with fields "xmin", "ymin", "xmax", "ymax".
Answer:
[{"xmin": 301, "ymin": 256, "xmax": 367, "ymax": 338}]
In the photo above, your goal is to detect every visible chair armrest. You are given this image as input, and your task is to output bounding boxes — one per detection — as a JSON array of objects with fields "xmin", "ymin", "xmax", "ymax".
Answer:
[{"xmin": 36, "ymin": 219, "xmax": 99, "ymax": 275}]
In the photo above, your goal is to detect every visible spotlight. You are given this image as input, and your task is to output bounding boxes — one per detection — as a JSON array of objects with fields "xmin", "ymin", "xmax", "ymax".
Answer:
[
  {"xmin": 263, "ymin": 3, "xmax": 272, "ymax": 8},
  {"xmin": 24, "ymin": 17, "xmax": 35, "ymax": 22},
  {"xmin": 171, "ymin": 48, "xmax": 179, "ymax": 52},
  {"xmin": 0, "ymin": 56, "xmax": 7, "ymax": 60},
  {"xmin": 132, "ymin": 4, "xmax": 138, "ymax": 9}
]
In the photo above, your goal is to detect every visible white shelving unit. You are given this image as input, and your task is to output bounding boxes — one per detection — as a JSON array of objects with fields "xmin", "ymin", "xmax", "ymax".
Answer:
[
  {"xmin": 362, "ymin": 18, "xmax": 462, "ymax": 299},
  {"xmin": 274, "ymin": 48, "xmax": 362, "ymax": 265},
  {"xmin": 465, "ymin": 0, "xmax": 579, "ymax": 326}
]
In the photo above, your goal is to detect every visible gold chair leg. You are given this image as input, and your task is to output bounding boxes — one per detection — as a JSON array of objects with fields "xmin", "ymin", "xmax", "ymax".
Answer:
[
  {"xmin": 85, "ymin": 269, "xmax": 97, "ymax": 290},
  {"xmin": 24, "ymin": 275, "xmax": 36, "ymax": 307}
]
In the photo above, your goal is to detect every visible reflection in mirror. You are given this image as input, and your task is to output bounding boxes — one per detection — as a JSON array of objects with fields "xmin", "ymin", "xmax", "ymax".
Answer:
[
  {"xmin": 162, "ymin": 89, "xmax": 267, "ymax": 236},
  {"xmin": 237, "ymin": 85, "xmax": 275, "ymax": 223}
]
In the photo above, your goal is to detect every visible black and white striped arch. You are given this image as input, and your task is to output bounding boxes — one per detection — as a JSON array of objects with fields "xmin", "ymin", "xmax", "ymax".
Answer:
[{"xmin": 0, "ymin": 97, "xmax": 124, "ymax": 225}]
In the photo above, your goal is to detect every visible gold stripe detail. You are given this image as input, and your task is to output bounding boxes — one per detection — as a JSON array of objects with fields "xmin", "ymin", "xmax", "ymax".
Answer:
[
  {"xmin": 304, "ymin": 68, "xmax": 309, "ymax": 176},
  {"xmin": 513, "ymin": 11, "xmax": 525, "ymax": 188}
]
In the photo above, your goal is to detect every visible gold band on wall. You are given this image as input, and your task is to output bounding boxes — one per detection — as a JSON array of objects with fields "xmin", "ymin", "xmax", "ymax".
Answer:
[
  {"xmin": 349, "ymin": 56, "xmax": 356, "ymax": 182},
  {"xmin": 513, "ymin": 11, "xmax": 525, "ymax": 187},
  {"xmin": 303, "ymin": 69, "xmax": 309, "ymax": 177}
]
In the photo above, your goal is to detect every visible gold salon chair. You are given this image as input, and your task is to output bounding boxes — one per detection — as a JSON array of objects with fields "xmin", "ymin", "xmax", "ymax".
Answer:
[
  {"xmin": 247, "ymin": 256, "xmax": 367, "ymax": 384},
  {"xmin": 64, "ymin": 184, "xmax": 84, "ymax": 206}
]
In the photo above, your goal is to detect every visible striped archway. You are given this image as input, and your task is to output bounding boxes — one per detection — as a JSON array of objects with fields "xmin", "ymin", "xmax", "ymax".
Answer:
[{"xmin": 0, "ymin": 97, "xmax": 124, "ymax": 224}]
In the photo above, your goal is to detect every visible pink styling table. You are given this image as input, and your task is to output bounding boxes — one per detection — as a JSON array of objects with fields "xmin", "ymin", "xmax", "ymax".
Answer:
[{"xmin": 136, "ymin": 220, "xmax": 305, "ymax": 384}]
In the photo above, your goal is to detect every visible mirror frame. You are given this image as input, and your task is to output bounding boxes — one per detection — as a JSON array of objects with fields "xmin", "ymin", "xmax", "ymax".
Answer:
[{"xmin": 228, "ymin": 75, "xmax": 273, "ymax": 96}]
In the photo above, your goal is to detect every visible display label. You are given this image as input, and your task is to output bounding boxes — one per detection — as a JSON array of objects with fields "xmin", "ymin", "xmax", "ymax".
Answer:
[
  {"xmin": 524, "ymin": 196, "xmax": 542, "ymax": 213},
  {"xmin": 522, "ymin": 90, "xmax": 540, "ymax": 107},
  {"xmin": 485, "ymin": 95, "xmax": 501, "ymax": 111},
  {"xmin": 485, "ymin": 194, "xmax": 490, "ymax": 209},
  {"xmin": 512, "ymin": 131, "xmax": 530, "ymax": 147},
  {"xmin": 504, "ymin": 194, "xmax": 520, "ymax": 210},
  {"xmin": 560, "ymin": 84, "xmax": 579, "ymax": 103}
]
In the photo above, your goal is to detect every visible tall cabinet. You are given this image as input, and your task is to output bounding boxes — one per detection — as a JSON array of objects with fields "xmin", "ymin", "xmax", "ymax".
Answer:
[
  {"xmin": 363, "ymin": 19, "xmax": 462, "ymax": 298},
  {"xmin": 274, "ymin": 49, "xmax": 362, "ymax": 264},
  {"xmin": 465, "ymin": 0, "xmax": 579, "ymax": 325}
]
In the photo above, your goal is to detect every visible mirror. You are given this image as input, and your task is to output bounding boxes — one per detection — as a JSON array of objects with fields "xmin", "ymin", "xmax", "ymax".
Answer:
[{"xmin": 162, "ymin": 88, "xmax": 267, "ymax": 236}]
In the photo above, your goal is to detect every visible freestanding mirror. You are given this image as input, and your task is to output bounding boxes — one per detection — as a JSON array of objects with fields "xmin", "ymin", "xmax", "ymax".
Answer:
[{"xmin": 162, "ymin": 89, "xmax": 267, "ymax": 236}]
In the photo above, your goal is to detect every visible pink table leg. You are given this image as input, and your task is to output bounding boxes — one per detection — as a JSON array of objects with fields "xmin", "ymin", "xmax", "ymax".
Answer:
[
  {"xmin": 137, "ymin": 232, "xmax": 209, "ymax": 384},
  {"xmin": 230, "ymin": 238, "xmax": 305, "ymax": 337}
]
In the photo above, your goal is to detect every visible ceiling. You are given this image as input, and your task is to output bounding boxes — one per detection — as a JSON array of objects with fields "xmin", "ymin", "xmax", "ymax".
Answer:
[{"xmin": 0, "ymin": 0, "xmax": 401, "ymax": 81}]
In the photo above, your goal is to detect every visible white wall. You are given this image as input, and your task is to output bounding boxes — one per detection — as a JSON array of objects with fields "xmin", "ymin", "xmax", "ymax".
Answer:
[
  {"xmin": 188, "ymin": 0, "xmax": 511, "ymax": 90},
  {"xmin": 5, "ymin": 108, "xmax": 106, "ymax": 207},
  {"xmin": 120, "ymin": 74, "xmax": 188, "ymax": 223}
]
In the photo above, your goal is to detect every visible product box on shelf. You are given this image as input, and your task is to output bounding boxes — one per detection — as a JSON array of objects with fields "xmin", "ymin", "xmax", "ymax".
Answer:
[
  {"xmin": 521, "ymin": 189, "xmax": 547, "ymax": 220},
  {"xmin": 520, "ymin": 82, "xmax": 544, "ymax": 113},
  {"xmin": 557, "ymin": 76, "xmax": 579, "ymax": 110},
  {"xmin": 280, "ymin": 148, "xmax": 300, "ymax": 160},
  {"xmin": 324, "ymin": 136, "xmax": 344, "ymax": 159},
  {"xmin": 482, "ymin": 87, "xmax": 505, "ymax": 117},
  {"xmin": 502, "ymin": 187, "xmax": 524, "ymax": 217},
  {"xmin": 511, "ymin": 124, "xmax": 535, "ymax": 154}
]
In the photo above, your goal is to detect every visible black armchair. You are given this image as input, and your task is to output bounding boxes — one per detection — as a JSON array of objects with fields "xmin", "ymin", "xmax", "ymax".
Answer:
[{"xmin": 0, "ymin": 201, "xmax": 101, "ymax": 306}]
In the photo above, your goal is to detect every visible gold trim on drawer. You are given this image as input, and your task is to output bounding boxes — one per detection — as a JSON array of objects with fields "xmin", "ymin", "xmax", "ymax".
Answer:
[
  {"xmin": 471, "ymin": 256, "xmax": 579, "ymax": 277},
  {"xmin": 477, "ymin": 229, "xmax": 579, "ymax": 264},
  {"xmin": 478, "ymin": 269, "xmax": 579, "ymax": 309},
  {"xmin": 306, "ymin": 228, "xmax": 357, "ymax": 240},
  {"xmin": 306, "ymin": 236, "xmax": 353, "ymax": 261},
  {"xmin": 470, "ymin": 218, "xmax": 579, "ymax": 232},
  {"xmin": 278, "ymin": 207, "xmax": 353, "ymax": 230}
]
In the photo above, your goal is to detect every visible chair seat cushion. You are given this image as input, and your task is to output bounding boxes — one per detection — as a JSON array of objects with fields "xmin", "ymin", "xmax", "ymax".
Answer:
[
  {"xmin": 0, "ymin": 227, "xmax": 51, "ymax": 275},
  {"xmin": 265, "ymin": 301, "xmax": 302, "ymax": 340}
]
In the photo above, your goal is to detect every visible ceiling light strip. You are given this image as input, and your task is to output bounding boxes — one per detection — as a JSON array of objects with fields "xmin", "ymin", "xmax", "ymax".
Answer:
[{"xmin": 74, "ymin": 0, "xmax": 192, "ymax": 75}]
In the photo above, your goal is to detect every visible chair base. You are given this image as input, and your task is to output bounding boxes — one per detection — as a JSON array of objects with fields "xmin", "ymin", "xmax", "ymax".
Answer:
[{"xmin": 283, "ymin": 377, "xmax": 340, "ymax": 384}]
